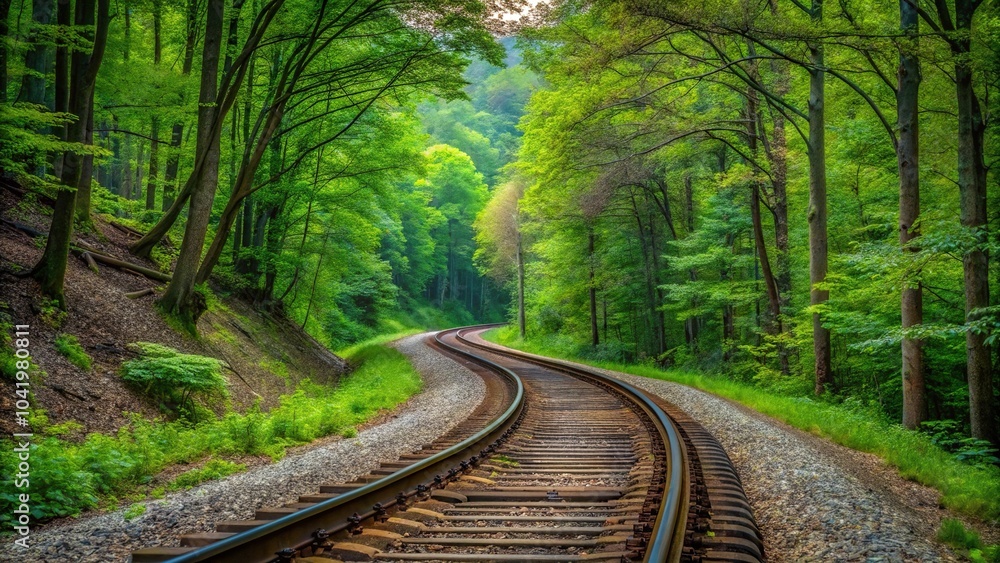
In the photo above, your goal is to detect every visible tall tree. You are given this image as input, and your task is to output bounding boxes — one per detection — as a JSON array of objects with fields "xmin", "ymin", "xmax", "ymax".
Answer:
[
  {"xmin": 157, "ymin": 0, "xmax": 225, "ymax": 323},
  {"xmin": 29, "ymin": 0, "xmax": 111, "ymax": 305},
  {"xmin": 898, "ymin": 0, "xmax": 924, "ymax": 429}
]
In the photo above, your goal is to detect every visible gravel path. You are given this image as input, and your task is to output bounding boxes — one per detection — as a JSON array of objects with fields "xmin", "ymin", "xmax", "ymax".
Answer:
[{"xmin": 4, "ymin": 333, "xmax": 485, "ymax": 563}]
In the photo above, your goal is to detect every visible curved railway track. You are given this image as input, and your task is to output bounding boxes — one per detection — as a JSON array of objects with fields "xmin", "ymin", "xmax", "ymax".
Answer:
[{"xmin": 130, "ymin": 327, "xmax": 762, "ymax": 563}]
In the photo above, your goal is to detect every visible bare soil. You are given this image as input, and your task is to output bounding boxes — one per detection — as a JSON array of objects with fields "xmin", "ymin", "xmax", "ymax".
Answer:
[{"xmin": 0, "ymin": 184, "xmax": 348, "ymax": 437}]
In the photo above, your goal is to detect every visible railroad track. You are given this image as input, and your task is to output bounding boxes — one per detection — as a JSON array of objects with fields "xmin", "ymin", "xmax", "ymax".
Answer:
[{"xmin": 131, "ymin": 327, "xmax": 762, "ymax": 563}]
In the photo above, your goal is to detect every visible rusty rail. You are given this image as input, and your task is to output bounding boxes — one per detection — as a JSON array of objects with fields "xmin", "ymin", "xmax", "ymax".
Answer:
[
  {"xmin": 151, "ymin": 329, "xmax": 524, "ymax": 563},
  {"xmin": 453, "ymin": 327, "xmax": 690, "ymax": 563}
]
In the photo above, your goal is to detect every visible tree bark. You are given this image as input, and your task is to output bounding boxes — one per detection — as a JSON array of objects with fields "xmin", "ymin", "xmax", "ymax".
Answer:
[
  {"xmin": 589, "ymin": 230, "xmax": 599, "ymax": 347},
  {"xmin": 950, "ymin": 0, "xmax": 995, "ymax": 445},
  {"xmin": 808, "ymin": 0, "xmax": 833, "ymax": 395},
  {"xmin": 51, "ymin": 0, "xmax": 70, "ymax": 178},
  {"xmin": 75, "ymin": 97, "xmax": 96, "ymax": 222},
  {"xmin": 157, "ymin": 0, "xmax": 225, "ymax": 323},
  {"xmin": 161, "ymin": 0, "xmax": 198, "ymax": 212},
  {"xmin": 146, "ymin": 118, "xmax": 160, "ymax": 209},
  {"xmin": 145, "ymin": 2, "xmax": 162, "ymax": 210},
  {"xmin": 30, "ymin": 0, "xmax": 110, "ymax": 306},
  {"xmin": 898, "ymin": 0, "xmax": 925, "ymax": 430},
  {"xmin": 517, "ymin": 229, "xmax": 526, "ymax": 339}
]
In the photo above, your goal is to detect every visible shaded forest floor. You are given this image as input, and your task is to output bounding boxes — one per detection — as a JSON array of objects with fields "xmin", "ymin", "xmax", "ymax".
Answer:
[{"xmin": 0, "ymin": 184, "xmax": 348, "ymax": 437}]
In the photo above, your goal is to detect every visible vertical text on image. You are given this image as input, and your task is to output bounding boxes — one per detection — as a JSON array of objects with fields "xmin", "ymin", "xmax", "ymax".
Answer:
[{"xmin": 11, "ymin": 324, "xmax": 33, "ymax": 549}]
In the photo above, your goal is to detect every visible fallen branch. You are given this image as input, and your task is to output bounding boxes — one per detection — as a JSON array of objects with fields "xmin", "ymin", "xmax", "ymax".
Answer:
[
  {"xmin": 80, "ymin": 252, "xmax": 99, "ymax": 274},
  {"xmin": 125, "ymin": 287, "xmax": 157, "ymax": 299},
  {"xmin": 108, "ymin": 221, "xmax": 145, "ymax": 238},
  {"xmin": 1, "ymin": 218, "xmax": 46, "ymax": 238},
  {"xmin": 71, "ymin": 243, "xmax": 172, "ymax": 283}
]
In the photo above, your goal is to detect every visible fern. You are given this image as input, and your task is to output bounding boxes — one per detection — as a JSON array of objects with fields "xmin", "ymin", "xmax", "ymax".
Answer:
[{"xmin": 121, "ymin": 343, "xmax": 227, "ymax": 417}]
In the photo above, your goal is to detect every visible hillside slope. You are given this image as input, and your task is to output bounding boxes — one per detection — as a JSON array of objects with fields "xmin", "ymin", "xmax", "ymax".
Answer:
[{"xmin": 0, "ymin": 185, "xmax": 348, "ymax": 437}]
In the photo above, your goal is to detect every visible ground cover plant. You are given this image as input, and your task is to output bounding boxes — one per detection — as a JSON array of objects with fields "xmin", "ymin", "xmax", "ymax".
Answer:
[{"xmin": 0, "ymin": 336, "xmax": 421, "ymax": 526}]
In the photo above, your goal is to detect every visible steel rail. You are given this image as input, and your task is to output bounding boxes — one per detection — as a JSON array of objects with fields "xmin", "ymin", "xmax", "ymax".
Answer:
[
  {"xmin": 453, "ymin": 326, "xmax": 690, "ymax": 563},
  {"xmin": 153, "ymin": 328, "xmax": 524, "ymax": 563}
]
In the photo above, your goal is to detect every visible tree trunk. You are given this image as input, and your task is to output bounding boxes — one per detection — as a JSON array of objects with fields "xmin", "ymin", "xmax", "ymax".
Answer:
[
  {"xmin": 144, "ymin": 3, "xmax": 162, "ymax": 210},
  {"xmin": 146, "ymin": 118, "xmax": 159, "ymax": 209},
  {"xmin": 808, "ymin": 0, "xmax": 832, "ymax": 395},
  {"xmin": 589, "ymin": 230, "xmax": 598, "ymax": 347},
  {"xmin": 683, "ymin": 174, "xmax": 699, "ymax": 350},
  {"xmin": 752, "ymin": 183, "xmax": 782, "ymax": 327},
  {"xmin": 517, "ymin": 229, "xmax": 526, "ymax": 338},
  {"xmin": 75, "ymin": 98, "xmax": 96, "ymax": 222},
  {"xmin": 898, "ymin": 0, "xmax": 925, "ymax": 430},
  {"xmin": 157, "ymin": 0, "xmax": 225, "ymax": 323},
  {"xmin": 51, "ymin": 0, "xmax": 70, "ymax": 178},
  {"xmin": 161, "ymin": 0, "xmax": 198, "ymax": 212},
  {"xmin": 30, "ymin": 0, "xmax": 110, "ymax": 306},
  {"xmin": 951, "ymin": 0, "xmax": 994, "ymax": 444}
]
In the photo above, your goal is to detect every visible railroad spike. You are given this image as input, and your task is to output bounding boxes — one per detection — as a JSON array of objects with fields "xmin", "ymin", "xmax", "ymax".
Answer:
[
  {"xmin": 347, "ymin": 512, "xmax": 364, "ymax": 535},
  {"xmin": 396, "ymin": 491, "xmax": 409, "ymax": 511},
  {"xmin": 373, "ymin": 502, "xmax": 388, "ymax": 523},
  {"xmin": 274, "ymin": 547, "xmax": 297, "ymax": 563}
]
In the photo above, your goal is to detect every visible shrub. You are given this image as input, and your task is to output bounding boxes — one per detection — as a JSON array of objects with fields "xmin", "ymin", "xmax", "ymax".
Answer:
[
  {"xmin": 54, "ymin": 334, "xmax": 92, "ymax": 371},
  {"xmin": 121, "ymin": 343, "xmax": 227, "ymax": 418}
]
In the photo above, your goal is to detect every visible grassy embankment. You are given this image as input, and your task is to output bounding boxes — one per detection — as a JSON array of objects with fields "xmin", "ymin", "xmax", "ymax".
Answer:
[
  {"xmin": 0, "ymin": 332, "xmax": 422, "ymax": 526},
  {"xmin": 484, "ymin": 326, "xmax": 1000, "ymax": 554}
]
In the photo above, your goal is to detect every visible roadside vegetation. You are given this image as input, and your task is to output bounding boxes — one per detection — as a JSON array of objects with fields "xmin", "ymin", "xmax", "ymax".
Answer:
[
  {"xmin": 0, "ymin": 336, "xmax": 421, "ymax": 526},
  {"xmin": 485, "ymin": 327, "xmax": 1000, "ymax": 526}
]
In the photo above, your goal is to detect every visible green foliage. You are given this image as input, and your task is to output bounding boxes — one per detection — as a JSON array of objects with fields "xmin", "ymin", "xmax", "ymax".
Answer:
[
  {"xmin": 491, "ymin": 454, "xmax": 519, "ymax": 467},
  {"xmin": 120, "ymin": 343, "xmax": 227, "ymax": 418},
  {"xmin": 921, "ymin": 420, "xmax": 1000, "ymax": 467},
  {"xmin": 168, "ymin": 459, "xmax": 245, "ymax": 491},
  {"xmin": 938, "ymin": 518, "xmax": 981, "ymax": 550},
  {"xmin": 487, "ymin": 328, "xmax": 1000, "ymax": 523},
  {"xmin": 54, "ymin": 334, "xmax": 92, "ymax": 371},
  {"xmin": 39, "ymin": 299, "xmax": 66, "ymax": 327},
  {"xmin": 123, "ymin": 503, "xmax": 147, "ymax": 521},
  {"xmin": 0, "ymin": 315, "xmax": 18, "ymax": 382},
  {"xmin": 0, "ymin": 103, "xmax": 87, "ymax": 181},
  {"xmin": 0, "ymin": 340, "xmax": 422, "ymax": 525}
]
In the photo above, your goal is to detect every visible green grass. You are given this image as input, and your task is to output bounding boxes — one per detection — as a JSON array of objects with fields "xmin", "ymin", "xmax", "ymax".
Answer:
[
  {"xmin": 485, "ymin": 327, "xmax": 1000, "ymax": 524},
  {"xmin": 335, "ymin": 329, "xmax": 422, "ymax": 359},
  {"xmin": 0, "ymin": 337, "xmax": 423, "ymax": 526},
  {"xmin": 168, "ymin": 459, "xmax": 245, "ymax": 491},
  {"xmin": 54, "ymin": 333, "xmax": 92, "ymax": 371},
  {"xmin": 938, "ymin": 519, "xmax": 1000, "ymax": 562},
  {"xmin": 123, "ymin": 503, "xmax": 147, "ymax": 521},
  {"xmin": 491, "ymin": 454, "xmax": 519, "ymax": 467}
]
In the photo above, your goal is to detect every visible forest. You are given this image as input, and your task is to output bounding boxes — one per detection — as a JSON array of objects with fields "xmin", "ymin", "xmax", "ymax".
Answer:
[
  {"xmin": 0, "ymin": 0, "xmax": 541, "ymax": 345},
  {"xmin": 0, "ymin": 0, "xmax": 998, "ymax": 510},
  {"xmin": 473, "ymin": 0, "xmax": 1000, "ymax": 454}
]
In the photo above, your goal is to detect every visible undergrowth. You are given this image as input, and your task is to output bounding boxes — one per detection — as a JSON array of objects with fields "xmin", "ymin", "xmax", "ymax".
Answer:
[
  {"xmin": 54, "ymin": 333, "xmax": 92, "ymax": 371},
  {"xmin": 938, "ymin": 518, "xmax": 1000, "ymax": 562},
  {"xmin": 485, "ymin": 326, "xmax": 1000, "ymax": 524},
  {"xmin": 0, "ymin": 338, "xmax": 422, "ymax": 527}
]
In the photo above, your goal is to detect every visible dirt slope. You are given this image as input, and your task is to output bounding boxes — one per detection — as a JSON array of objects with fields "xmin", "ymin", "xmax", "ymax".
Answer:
[{"xmin": 0, "ymin": 185, "xmax": 347, "ymax": 436}]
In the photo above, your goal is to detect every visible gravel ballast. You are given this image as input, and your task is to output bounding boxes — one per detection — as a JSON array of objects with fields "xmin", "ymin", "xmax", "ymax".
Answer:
[
  {"xmin": 465, "ymin": 335, "xmax": 963, "ymax": 562},
  {"xmin": 8, "ymin": 333, "xmax": 485, "ymax": 563},
  {"xmin": 597, "ymin": 366, "xmax": 960, "ymax": 562}
]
